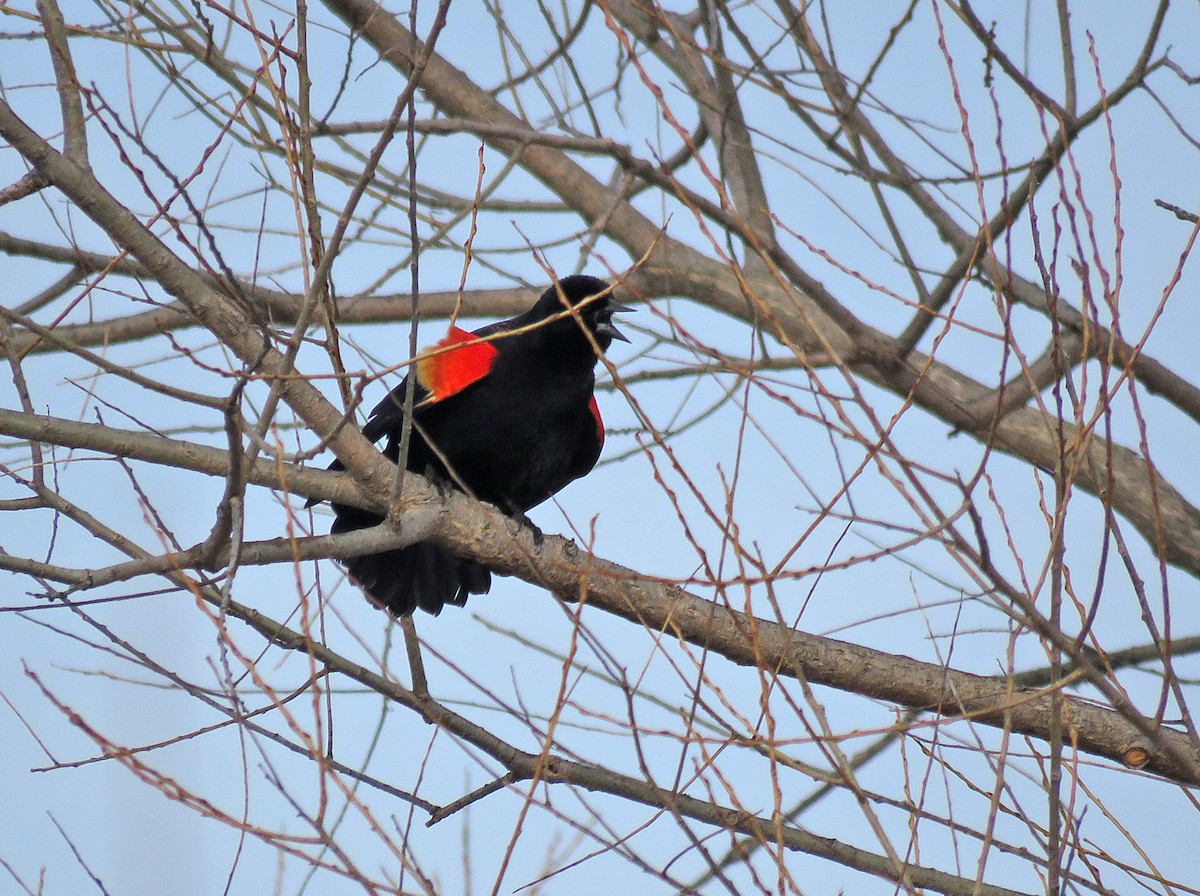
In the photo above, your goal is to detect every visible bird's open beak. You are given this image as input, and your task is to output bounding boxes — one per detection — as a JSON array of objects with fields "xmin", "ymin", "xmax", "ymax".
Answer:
[{"xmin": 597, "ymin": 300, "xmax": 634, "ymax": 343}]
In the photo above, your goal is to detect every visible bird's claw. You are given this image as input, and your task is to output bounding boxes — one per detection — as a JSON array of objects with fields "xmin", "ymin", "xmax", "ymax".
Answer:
[
  {"xmin": 423, "ymin": 465, "xmax": 456, "ymax": 500},
  {"xmin": 510, "ymin": 509, "xmax": 544, "ymax": 545}
]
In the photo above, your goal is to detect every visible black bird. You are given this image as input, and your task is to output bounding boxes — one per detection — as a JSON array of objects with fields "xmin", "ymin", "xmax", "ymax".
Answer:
[{"xmin": 324, "ymin": 274, "xmax": 629, "ymax": 616}]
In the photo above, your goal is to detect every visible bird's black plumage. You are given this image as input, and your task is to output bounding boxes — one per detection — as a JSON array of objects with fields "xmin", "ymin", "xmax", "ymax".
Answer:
[{"xmin": 325, "ymin": 274, "xmax": 628, "ymax": 616}]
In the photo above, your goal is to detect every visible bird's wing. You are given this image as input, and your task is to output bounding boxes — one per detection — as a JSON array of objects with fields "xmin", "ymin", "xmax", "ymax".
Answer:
[
  {"xmin": 361, "ymin": 325, "xmax": 501, "ymax": 443},
  {"xmin": 588, "ymin": 395, "xmax": 605, "ymax": 449},
  {"xmin": 414, "ymin": 325, "xmax": 501, "ymax": 404}
]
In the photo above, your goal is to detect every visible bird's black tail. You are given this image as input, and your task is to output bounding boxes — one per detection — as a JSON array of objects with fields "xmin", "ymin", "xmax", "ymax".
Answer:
[{"xmin": 330, "ymin": 504, "xmax": 491, "ymax": 616}]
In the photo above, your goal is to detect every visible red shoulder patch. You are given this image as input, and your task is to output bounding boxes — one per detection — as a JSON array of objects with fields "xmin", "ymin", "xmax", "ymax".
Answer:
[
  {"xmin": 588, "ymin": 395, "xmax": 605, "ymax": 447},
  {"xmin": 416, "ymin": 326, "xmax": 499, "ymax": 402}
]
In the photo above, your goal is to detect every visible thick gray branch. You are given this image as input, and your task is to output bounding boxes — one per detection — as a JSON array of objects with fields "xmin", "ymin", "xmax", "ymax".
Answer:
[{"xmin": 4, "ymin": 407, "xmax": 1195, "ymax": 786}]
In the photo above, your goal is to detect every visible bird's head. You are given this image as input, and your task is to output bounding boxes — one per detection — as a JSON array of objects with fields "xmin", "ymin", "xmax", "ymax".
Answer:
[{"xmin": 537, "ymin": 274, "xmax": 633, "ymax": 354}]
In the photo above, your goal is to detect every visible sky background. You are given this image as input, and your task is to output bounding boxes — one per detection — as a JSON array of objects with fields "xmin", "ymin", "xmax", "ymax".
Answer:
[{"xmin": 2, "ymin": 1, "xmax": 1200, "ymax": 894}]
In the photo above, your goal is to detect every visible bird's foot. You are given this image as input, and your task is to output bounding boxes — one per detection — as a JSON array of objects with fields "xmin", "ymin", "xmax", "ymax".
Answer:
[
  {"xmin": 422, "ymin": 464, "xmax": 457, "ymax": 501},
  {"xmin": 509, "ymin": 508, "xmax": 544, "ymax": 546}
]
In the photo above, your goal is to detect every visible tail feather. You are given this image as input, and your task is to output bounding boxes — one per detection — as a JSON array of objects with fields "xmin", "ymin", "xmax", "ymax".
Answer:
[{"xmin": 331, "ymin": 506, "xmax": 491, "ymax": 616}]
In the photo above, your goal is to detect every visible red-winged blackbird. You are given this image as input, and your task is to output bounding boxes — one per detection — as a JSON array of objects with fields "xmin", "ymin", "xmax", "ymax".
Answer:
[{"xmin": 323, "ymin": 275, "xmax": 630, "ymax": 617}]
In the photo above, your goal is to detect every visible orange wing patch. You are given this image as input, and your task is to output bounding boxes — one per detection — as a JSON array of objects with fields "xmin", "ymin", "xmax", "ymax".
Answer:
[{"xmin": 415, "ymin": 326, "xmax": 499, "ymax": 403}]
